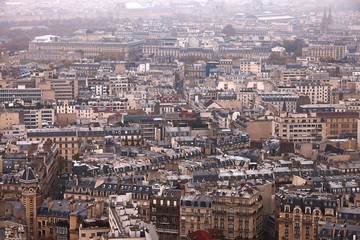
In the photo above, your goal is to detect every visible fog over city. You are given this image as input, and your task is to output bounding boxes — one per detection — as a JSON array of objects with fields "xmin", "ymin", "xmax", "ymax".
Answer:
[{"xmin": 1, "ymin": 0, "xmax": 360, "ymax": 239}]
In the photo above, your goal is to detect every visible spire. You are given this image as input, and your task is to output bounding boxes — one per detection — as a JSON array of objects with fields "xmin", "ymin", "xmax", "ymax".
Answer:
[
  {"xmin": 328, "ymin": 5, "xmax": 333, "ymax": 25},
  {"xmin": 321, "ymin": 5, "xmax": 328, "ymax": 33},
  {"xmin": 322, "ymin": 5, "xmax": 327, "ymax": 22}
]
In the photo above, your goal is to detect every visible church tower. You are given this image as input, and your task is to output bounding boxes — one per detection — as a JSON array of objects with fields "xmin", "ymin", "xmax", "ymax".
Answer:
[
  {"xmin": 328, "ymin": 5, "xmax": 333, "ymax": 25},
  {"xmin": 321, "ymin": 5, "xmax": 333, "ymax": 34},
  {"xmin": 19, "ymin": 167, "xmax": 39, "ymax": 240},
  {"xmin": 321, "ymin": 6, "xmax": 328, "ymax": 34}
]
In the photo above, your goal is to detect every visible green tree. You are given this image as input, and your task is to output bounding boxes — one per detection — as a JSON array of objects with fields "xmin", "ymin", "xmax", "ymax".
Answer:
[
  {"xmin": 282, "ymin": 39, "xmax": 306, "ymax": 57},
  {"xmin": 222, "ymin": 24, "xmax": 236, "ymax": 36}
]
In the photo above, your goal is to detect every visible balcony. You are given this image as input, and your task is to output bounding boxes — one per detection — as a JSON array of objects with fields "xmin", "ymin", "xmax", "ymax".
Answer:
[{"xmin": 157, "ymin": 228, "xmax": 179, "ymax": 234}]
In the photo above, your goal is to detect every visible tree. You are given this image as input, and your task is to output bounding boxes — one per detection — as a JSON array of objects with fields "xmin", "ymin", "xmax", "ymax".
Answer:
[
  {"xmin": 282, "ymin": 39, "xmax": 306, "ymax": 57},
  {"xmin": 75, "ymin": 49, "xmax": 84, "ymax": 58},
  {"xmin": 222, "ymin": 24, "xmax": 236, "ymax": 36},
  {"xmin": 94, "ymin": 52, "xmax": 123, "ymax": 62}
]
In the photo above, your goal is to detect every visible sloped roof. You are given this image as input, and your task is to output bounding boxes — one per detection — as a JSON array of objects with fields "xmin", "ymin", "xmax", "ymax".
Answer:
[
  {"xmin": 19, "ymin": 167, "xmax": 38, "ymax": 184},
  {"xmin": 188, "ymin": 230, "xmax": 212, "ymax": 240}
]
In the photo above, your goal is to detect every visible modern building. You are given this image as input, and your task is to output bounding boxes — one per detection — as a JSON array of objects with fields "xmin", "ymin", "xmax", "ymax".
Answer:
[
  {"xmin": 276, "ymin": 112, "xmax": 325, "ymax": 143},
  {"xmin": 0, "ymin": 87, "xmax": 42, "ymax": 102},
  {"xmin": 296, "ymin": 82, "xmax": 331, "ymax": 104}
]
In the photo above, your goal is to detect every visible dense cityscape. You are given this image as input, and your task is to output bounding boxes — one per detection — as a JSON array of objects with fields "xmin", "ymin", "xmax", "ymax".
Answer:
[{"xmin": 0, "ymin": 0, "xmax": 360, "ymax": 239}]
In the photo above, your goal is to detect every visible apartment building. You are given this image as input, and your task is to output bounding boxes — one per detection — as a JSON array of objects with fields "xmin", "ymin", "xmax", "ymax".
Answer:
[
  {"xmin": 0, "ymin": 111, "xmax": 24, "ymax": 129},
  {"xmin": 237, "ymin": 88, "xmax": 256, "ymax": 109},
  {"xmin": 186, "ymin": 61, "xmax": 206, "ymax": 78},
  {"xmin": 26, "ymin": 126, "xmax": 142, "ymax": 173},
  {"xmin": 23, "ymin": 108, "xmax": 55, "ymax": 129},
  {"xmin": 296, "ymin": 82, "xmax": 331, "ymax": 104},
  {"xmin": 179, "ymin": 194, "xmax": 212, "ymax": 239},
  {"xmin": 317, "ymin": 112, "xmax": 359, "ymax": 139},
  {"xmin": 211, "ymin": 184, "xmax": 263, "ymax": 240},
  {"xmin": 37, "ymin": 198, "xmax": 104, "ymax": 240},
  {"xmin": 56, "ymin": 100, "xmax": 77, "ymax": 114},
  {"xmin": 87, "ymin": 97, "xmax": 130, "ymax": 111},
  {"xmin": 108, "ymin": 195, "xmax": 154, "ymax": 239},
  {"xmin": 150, "ymin": 189, "xmax": 182, "ymax": 240},
  {"xmin": 258, "ymin": 91, "xmax": 299, "ymax": 114},
  {"xmin": 235, "ymin": 59, "xmax": 262, "ymax": 77},
  {"xmin": 219, "ymin": 59, "xmax": 233, "ymax": 74},
  {"xmin": 277, "ymin": 195, "xmax": 337, "ymax": 240},
  {"xmin": 280, "ymin": 69, "xmax": 307, "ymax": 84},
  {"xmin": 276, "ymin": 113, "xmax": 325, "ymax": 143},
  {"xmin": 109, "ymin": 75, "xmax": 129, "ymax": 97},
  {"xmin": 50, "ymin": 78, "xmax": 78, "ymax": 100},
  {"xmin": 303, "ymin": 42, "xmax": 347, "ymax": 61}
]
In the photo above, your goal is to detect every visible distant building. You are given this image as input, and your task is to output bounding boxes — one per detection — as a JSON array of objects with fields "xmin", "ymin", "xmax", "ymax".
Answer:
[
  {"xmin": 29, "ymin": 36, "xmax": 143, "ymax": 58},
  {"xmin": 303, "ymin": 42, "xmax": 347, "ymax": 61}
]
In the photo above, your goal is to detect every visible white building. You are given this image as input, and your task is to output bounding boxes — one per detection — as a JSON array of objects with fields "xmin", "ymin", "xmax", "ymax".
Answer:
[{"xmin": 107, "ymin": 195, "xmax": 158, "ymax": 240}]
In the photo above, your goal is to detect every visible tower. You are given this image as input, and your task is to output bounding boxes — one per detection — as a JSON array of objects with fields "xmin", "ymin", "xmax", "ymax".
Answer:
[
  {"xmin": 321, "ymin": 5, "xmax": 333, "ymax": 34},
  {"xmin": 19, "ymin": 167, "xmax": 39, "ymax": 240},
  {"xmin": 328, "ymin": 5, "xmax": 333, "ymax": 25},
  {"xmin": 321, "ymin": 6, "xmax": 328, "ymax": 33},
  {"xmin": 251, "ymin": 0, "xmax": 264, "ymax": 12}
]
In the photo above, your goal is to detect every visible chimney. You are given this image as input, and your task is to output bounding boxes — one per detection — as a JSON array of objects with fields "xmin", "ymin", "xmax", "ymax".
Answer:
[
  {"xmin": 47, "ymin": 198, "xmax": 54, "ymax": 210},
  {"xmin": 344, "ymin": 224, "xmax": 348, "ymax": 238},
  {"xmin": 69, "ymin": 199, "xmax": 75, "ymax": 212},
  {"xmin": 332, "ymin": 223, "xmax": 336, "ymax": 239}
]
